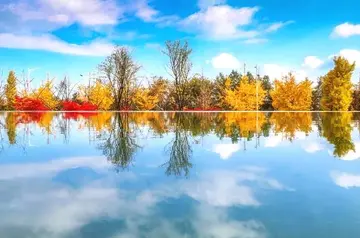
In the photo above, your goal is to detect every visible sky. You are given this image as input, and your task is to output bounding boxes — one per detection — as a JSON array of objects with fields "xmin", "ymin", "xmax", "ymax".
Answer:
[{"xmin": 0, "ymin": 0, "xmax": 360, "ymax": 87}]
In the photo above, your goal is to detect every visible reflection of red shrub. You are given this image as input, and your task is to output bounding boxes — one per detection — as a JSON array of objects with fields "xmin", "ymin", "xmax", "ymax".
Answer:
[
  {"xmin": 15, "ymin": 112, "xmax": 44, "ymax": 124},
  {"xmin": 14, "ymin": 96, "xmax": 49, "ymax": 111},
  {"xmin": 62, "ymin": 101, "xmax": 98, "ymax": 111}
]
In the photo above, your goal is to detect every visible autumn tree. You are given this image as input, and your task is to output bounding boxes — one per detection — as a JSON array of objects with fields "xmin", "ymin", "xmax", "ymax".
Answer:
[
  {"xmin": 162, "ymin": 40, "xmax": 192, "ymax": 110},
  {"xmin": 321, "ymin": 56, "xmax": 355, "ymax": 111},
  {"xmin": 99, "ymin": 47, "xmax": 140, "ymax": 110},
  {"xmin": 5, "ymin": 71, "xmax": 17, "ymax": 110},
  {"xmin": 32, "ymin": 80, "xmax": 59, "ymax": 110},
  {"xmin": 88, "ymin": 80, "xmax": 114, "ymax": 110},
  {"xmin": 132, "ymin": 87, "xmax": 158, "ymax": 110},
  {"xmin": 149, "ymin": 77, "xmax": 172, "ymax": 110},
  {"xmin": 271, "ymin": 73, "xmax": 312, "ymax": 111},
  {"xmin": 224, "ymin": 76, "xmax": 266, "ymax": 111},
  {"xmin": 187, "ymin": 76, "xmax": 214, "ymax": 109}
]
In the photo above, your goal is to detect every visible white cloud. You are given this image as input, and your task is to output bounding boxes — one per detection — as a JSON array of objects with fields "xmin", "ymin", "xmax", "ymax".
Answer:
[
  {"xmin": 244, "ymin": 38, "xmax": 268, "ymax": 44},
  {"xmin": 303, "ymin": 142, "xmax": 323, "ymax": 153},
  {"xmin": 5, "ymin": 0, "xmax": 122, "ymax": 27},
  {"xmin": 263, "ymin": 64, "xmax": 288, "ymax": 80},
  {"xmin": 264, "ymin": 134, "xmax": 283, "ymax": 147},
  {"xmin": 197, "ymin": 0, "xmax": 227, "ymax": 9},
  {"xmin": 212, "ymin": 143, "xmax": 240, "ymax": 159},
  {"xmin": 180, "ymin": 5, "xmax": 259, "ymax": 40},
  {"xmin": 331, "ymin": 171, "xmax": 360, "ymax": 188},
  {"xmin": 332, "ymin": 22, "xmax": 360, "ymax": 38},
  {"xmin": 0, "ymin": 33, "xmax": 114, "ymax": 56},
  {"xmin": 303, "ymin": 56, "xmax": 324, "ymax": 69},
  {"xmin": 134, "ymin": 0, "xmax": 159, "ymax": 22},
  {"xmin": 338, "ymin": 49, "xmax": 360, "ymax": 68},
  {"xmin": 211, "ymin": 53, "xmax": 241, "ymax": 69},
  {"xmin": 145, "ymin": 43, "xmax": 162, "ymax": 50},
  {"xmin": 264, "ymin": 21, "xmax": 294, "ymax": 33},
  {"xmin": 0, "ymin": 156, "xmax": 111, "ymax": 180},
  {"xmin": 263, "ymin": 64, "xmax": 307, "ymax": 80}
]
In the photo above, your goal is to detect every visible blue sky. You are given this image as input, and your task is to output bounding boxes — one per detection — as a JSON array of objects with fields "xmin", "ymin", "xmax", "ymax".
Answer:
[{"xmin": 0, "ymin": 0, "xmax": 360, "ymax": 87}]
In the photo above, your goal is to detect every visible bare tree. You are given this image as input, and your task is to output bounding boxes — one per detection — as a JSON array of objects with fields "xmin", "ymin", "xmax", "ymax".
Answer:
[
  {"xmin": 56, "ymin": 75, "xmax": 78, "ymax": 101},
  {"xmin": 162, "ymin": 40, "xmax": 192, "ymax": 110},
  {"xmin": 99, "ymin": 47, "xmax": 140, "ymax": 110}
]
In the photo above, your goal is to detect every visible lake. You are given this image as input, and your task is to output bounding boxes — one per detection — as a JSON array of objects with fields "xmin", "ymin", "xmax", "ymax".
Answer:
[{"xmin": 0, "ymin": 112, "xmax": 360, "ymax": 238}]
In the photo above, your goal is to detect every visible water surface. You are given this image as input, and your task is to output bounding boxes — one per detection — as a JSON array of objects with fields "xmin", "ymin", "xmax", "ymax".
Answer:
[{"xmin": 1, "ymin": 112, "xmax": 360, "ymax": 238}]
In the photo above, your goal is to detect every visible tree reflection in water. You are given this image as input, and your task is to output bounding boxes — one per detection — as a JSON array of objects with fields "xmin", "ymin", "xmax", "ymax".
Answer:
[
  {"xmin": 98, "ymin": 113, "xmax": 140, "ymax": 171},
  {"xmin": 321, "ymin": 112, "xmax": 355, "ymax": 157},
  {"xmin": 163, "ymin": 113, "xmax": 193, "ymax": 177},
  {"xmin": 1, "ymin": 112, "xmax": 360, "ymax": 175}
]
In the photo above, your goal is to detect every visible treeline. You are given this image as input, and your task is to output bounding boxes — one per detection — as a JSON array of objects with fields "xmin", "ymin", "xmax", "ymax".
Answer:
[{"xmin": 0, "ymin": 40, "xmax": 358, "ymax": 111}]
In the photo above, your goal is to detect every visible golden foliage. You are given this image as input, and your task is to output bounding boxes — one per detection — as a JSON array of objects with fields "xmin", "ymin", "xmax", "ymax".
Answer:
[
  {"xmin": 88, "ymin": 80, "xmax": 114, "ymax": 110},
  {"xmin": 321, "ymin": 112, "xmax": 354, "ymax": 157},
  {"xmin": 87, "ymin": 112, "xmax": 113, "ymax": 132},
  {"xmin": 216, "ymin": 112, "xmax": 266, "ymax": 139},
  {"xmin": 270, "ymin": 112, "xmax": 312, "ymax": 140},
  {"xmin": 5, "ymin": 71, "xmax": 17, "ymax": 110},
  {"xmin": 32, "ymin": 80, "xmax": 59, "ymax": 110},
  {"xmin": 5, "ymin": 112, "xmax": 16, "ymax": 144},
  {"xmin": 132, "ymin": 88, "xmax": 158, "ymax": 110},
  {"xmin": 38, "ymin": 113, "xmax": 55, "ymax": 134},
  {"xmin": 321, "ymin": 57, "xmax": 355, "ymax": 111},
  {"xmin": 224, "ymin": 76, "xmax": 266, "ymax": 111},
  {"xmin": 271, "ymin": 74, "xmax": 312, "ymax": 111}
]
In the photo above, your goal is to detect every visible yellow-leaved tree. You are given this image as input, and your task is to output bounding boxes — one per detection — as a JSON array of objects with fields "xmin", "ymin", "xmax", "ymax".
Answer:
[
  {"xmin": 321, "ymin": 56, "xmax": 355, "ymax": 111},
  {"xmin": 5, "ymin": 71, "xmax": 17, "ymax": 110},
  {"xmin": 32, "ymin": 80, "xmax": 59, "ymax": 110},
  {"xmin": 88, "ymin": 80, "xmax": 114, "ymax": 110},
  {"xmin": 224, "ymin": 76, "xmax": 266, "ymax": 111},
  {"xmin": 271, "ymin": 73, "xmax": 312, "ymax": 111},
  {"xmin": 132, "ymin": 88, "xmax": 158, "ymax": 110}
]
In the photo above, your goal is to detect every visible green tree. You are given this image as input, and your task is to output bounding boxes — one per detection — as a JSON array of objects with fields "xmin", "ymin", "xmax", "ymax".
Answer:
[
  {"xmin": 5, "ymin": 71, "xmax": 17, "ymax": 110},
  {"xmin": 321, "ymin": 57, "xmax": 355, "ymax": 111}
]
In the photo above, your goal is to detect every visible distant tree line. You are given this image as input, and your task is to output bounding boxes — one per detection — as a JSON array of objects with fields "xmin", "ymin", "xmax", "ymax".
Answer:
[{"xmin": 0, "ymin": 40, "xmax": 358, "ymax": 111}]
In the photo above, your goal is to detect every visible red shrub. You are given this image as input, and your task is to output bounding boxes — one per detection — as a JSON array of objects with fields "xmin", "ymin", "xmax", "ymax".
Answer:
[
  {"xmin": 14, "ymin": 96, "xmax": 49, "ymax": 111},
  {"xmin": 62, "ymin": 101, "xmax": 98, "ymax": 111}
]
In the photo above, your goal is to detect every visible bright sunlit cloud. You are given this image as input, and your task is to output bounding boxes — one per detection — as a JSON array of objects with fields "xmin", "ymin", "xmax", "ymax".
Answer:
[{"xmin": 212, "ymin": 143, "xmax": 240, "ymax": 159}]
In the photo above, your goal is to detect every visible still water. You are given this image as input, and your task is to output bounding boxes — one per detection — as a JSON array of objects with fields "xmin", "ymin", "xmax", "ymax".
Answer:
[{"xmin": 0, "ymin": 112, "xmax": 360, "ymax": 238}]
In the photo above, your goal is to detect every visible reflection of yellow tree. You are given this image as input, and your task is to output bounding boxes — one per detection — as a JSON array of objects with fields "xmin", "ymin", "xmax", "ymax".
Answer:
[
  {"xmin": 321, "ymin": 112, "xmax": 354, "ymax": 157},
  {"xmin": 131, "ymin": 112, "xmax": 169, "ymax": 135},
  {"xmin": 5, "ymin": 113, "xmax": 16, "ymax": 144},
  {"xmin": 215, "ymin": 112, "xmax": 266, "ymax": 142},
  {"xmin": 86, "ymin": 112, "xmax": 112, "ymax": 132},
  {"xmin": 38, "ymin": 113, "xmax": 55, "ymax": 134},
  {"xmin": 270, "ymin": 112, "xmax": 312, "ymax": 141}
]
